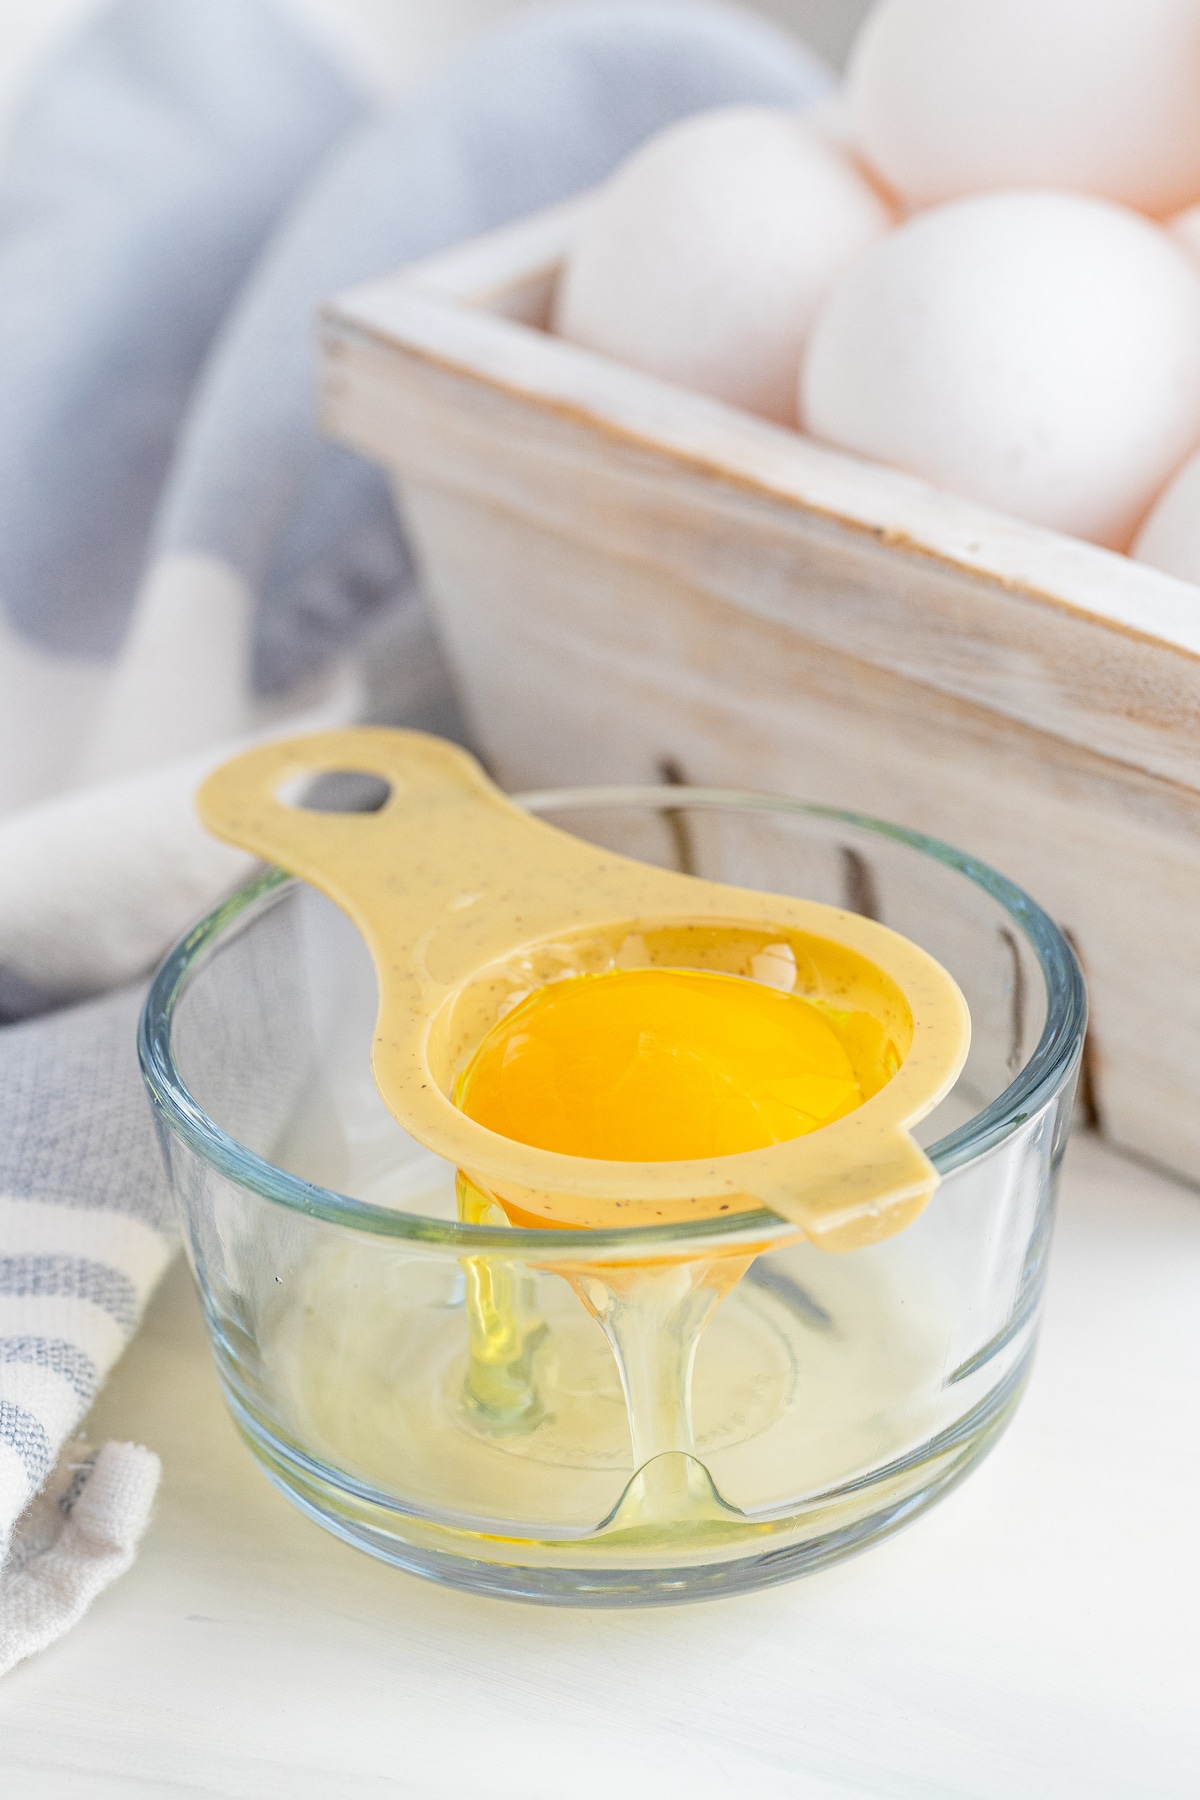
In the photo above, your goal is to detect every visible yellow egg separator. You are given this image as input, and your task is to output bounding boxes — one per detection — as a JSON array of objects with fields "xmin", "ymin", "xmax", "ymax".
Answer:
[{"xmin": 197, "ymin": 728, "xmax": 971, "ymax": 1250}]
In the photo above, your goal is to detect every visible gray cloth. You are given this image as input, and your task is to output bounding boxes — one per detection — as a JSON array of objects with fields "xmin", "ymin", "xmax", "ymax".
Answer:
[
  {"xmin": 0, "ymin": 0, "xmax": 365, "ymax": 657},
  {"xmin": 0, "ymin": 0, "xmax": 830, "ymax": 686},
  {"xmin": 0, "ymin": 987, "xmax": 174, "ymax": 1554},
  {"xmin": 168, "ymin": 0, "xmax": 831, "ymax": 691},
  {"xmin": 0, "ymin": 985, "xmax": 172, "ymax": 1228}
]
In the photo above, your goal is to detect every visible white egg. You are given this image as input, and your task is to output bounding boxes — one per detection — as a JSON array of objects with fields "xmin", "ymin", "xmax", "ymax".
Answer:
[
  {"xmin": 1132, "ymin": 450, "xmax": 1200, "ymax": 583},
  {"xmin": 800, "ymin": 192, "xmax": 1200, "ymax": 550},
  {"xmin": 848, "ymin": 0, "xmax": 1200, "ymax": 216},
  {"xmin": 553, "ymin": 107, "xmax": 892, "ymax": 425}
]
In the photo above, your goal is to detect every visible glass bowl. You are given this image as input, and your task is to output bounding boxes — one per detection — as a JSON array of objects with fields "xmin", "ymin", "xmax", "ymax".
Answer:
[{"xmin": 140, "ymin": 787, "xmax": 1085, "ymax": 1605}]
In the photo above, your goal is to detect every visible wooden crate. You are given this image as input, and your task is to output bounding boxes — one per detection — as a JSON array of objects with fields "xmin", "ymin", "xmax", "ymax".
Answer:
[{"xmin": 320, "ymin": 198, "xmax": 1200, "ymax": 1185}]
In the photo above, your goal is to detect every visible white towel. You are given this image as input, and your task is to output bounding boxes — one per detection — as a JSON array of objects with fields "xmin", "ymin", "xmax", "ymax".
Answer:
[
  {"xmin": 0, "ymin": 1439, "xmax": 161, "ymax": 1679},
  {"xmin": 0, "ymin": 0, "xmax": 831, "ymax": 1672}
]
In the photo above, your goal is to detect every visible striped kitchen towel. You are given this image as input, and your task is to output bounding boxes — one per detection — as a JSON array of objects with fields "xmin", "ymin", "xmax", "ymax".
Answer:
[{"xmin": 0, "ymin": 984, "xmax": 173, "ymax": 1677}]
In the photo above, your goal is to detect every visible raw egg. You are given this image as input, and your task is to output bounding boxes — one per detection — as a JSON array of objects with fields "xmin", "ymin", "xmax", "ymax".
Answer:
[
  {"xmin": 454, "ymin": 966, "xmax": 899, "ymax": 1165},
  {"xmin": 800, "ymin": 190, "xmax": 1200, "ymax": 549},
  {"xmin": 553, "ymin": 106, "xmax": 892, "ymax": 426},
  {"xmin": 847, "ymin": 0, "xmax": 1200, "ymax": 216}
]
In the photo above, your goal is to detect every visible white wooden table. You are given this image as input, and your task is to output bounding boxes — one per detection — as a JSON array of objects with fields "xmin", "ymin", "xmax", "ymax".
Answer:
[{"xmin": 1, "ymin": 1133, "xmax": 1196, "ymax": 1799}]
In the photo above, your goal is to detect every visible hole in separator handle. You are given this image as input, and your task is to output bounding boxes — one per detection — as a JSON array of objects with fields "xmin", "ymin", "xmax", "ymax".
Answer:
[{"xmin": 275, "ymin": 770, "xmax": 393, "ymax": 815}]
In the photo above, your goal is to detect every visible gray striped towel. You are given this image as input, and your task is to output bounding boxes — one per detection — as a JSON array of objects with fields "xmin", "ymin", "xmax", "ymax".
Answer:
[{"xmin": 0, "ymin": 985, "xmax": 173, "ymax": 1677}]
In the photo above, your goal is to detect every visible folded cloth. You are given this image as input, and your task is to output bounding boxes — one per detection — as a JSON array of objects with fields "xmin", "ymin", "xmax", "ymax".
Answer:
[
  {"xmin": 0, "ymin": 984, "xmax": 175, "ymax": 1670},
  {"xmin": 0, "ymin": 1439, "xmax": 160, "ymax": 1679},
  {"xmin": 0, "ymin": 0, "xmax": 369, "ymax": 812},
  {"xmin": 0, "ymin": 0, "xmax": 832, "ymax": 1669},
  {"xmin": 81, "ymin": 0, "xmax": 831, "ymax": 781}
]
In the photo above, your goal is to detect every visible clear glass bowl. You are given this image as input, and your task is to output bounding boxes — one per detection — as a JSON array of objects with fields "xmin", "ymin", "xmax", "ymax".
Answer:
[{"xmin": 140, "ymin": 788, "xmax": 1085, "ymax": 1605}]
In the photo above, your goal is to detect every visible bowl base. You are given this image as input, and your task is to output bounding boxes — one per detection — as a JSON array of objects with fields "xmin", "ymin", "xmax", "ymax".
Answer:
[{"xmin": 226, "ymin": 1354, "xmax": 1029, "ymax": 1606}]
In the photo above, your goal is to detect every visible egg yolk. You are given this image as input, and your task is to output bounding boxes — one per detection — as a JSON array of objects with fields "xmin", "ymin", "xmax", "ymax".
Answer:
[{"xmin": 455, "ymin": 967, "xmax": 874, "ymax": 1162}]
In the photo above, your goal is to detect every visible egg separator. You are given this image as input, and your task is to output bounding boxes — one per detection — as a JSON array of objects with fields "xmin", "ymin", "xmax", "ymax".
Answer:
[{"xmin": 197, "ymin": 727, "xmax": 970, "ymax": 1251}]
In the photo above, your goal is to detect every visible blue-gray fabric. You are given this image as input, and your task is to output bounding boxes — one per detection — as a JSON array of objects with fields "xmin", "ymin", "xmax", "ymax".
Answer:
[
  {"xmin": 0, "ymin": 0, "xmax": 830, "ymax": 685},
  {"xmin": 0, "ymin": 985, "xmax": 171, "ymax": 1230},
  {"xmin": 0, "ymin": 0, "xmax": 365, "ymax": 657},
  {"xmin": 168, "ymin": 1, "xmax": 831, "ymax": 692},
  {"xmin": 0, "ymin": 986, "xmax": 171, "ymax": 1514}
]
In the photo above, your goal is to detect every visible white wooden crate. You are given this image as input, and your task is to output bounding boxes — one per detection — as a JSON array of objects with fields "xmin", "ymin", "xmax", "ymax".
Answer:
[{"xmin": 320, "ymin": 198, "xmax": 1200, "ymax": 1185}]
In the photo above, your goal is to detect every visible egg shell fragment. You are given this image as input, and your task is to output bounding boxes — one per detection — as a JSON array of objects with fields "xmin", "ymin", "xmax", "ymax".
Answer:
[
  {"xmin": 800, "ymin": 190, "xmax": 1200, "ymax": 550},
  {"xmin": 848, "ymin": 0, "xmax": 1200, "ymax": 217},
  {"xmin": 554, "ymin": 105, "xmax": 893, "ymax": 426}
]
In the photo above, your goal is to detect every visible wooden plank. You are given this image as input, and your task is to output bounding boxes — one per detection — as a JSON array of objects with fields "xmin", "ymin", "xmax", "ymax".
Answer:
[
  {"xmin": 368, "ymin": 195, "xmax": 588, "ymax": 323},
  {"xmin": 323, "ymin": 288, "xmax": 1200, "ymax": 794}
]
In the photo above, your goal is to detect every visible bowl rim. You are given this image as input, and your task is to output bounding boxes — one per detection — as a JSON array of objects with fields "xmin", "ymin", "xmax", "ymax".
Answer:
[{"xmin": 138, "ymin": 785, "xmax": 1087, "ymax": 1253}]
